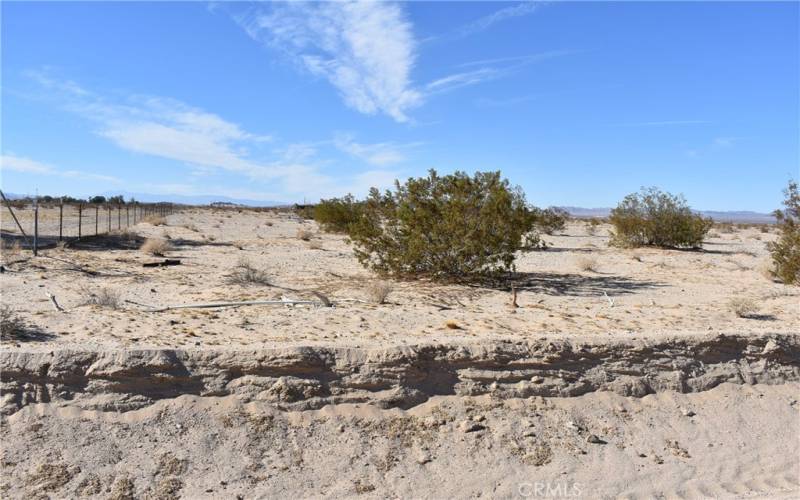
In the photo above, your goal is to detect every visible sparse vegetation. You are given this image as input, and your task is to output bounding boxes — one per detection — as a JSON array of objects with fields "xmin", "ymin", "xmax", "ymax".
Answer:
[
  {"xmin": 767, "ymin": 181, "xmax": 800, "ymax": 285},
  {"xmin": 144, "ymin": 215, "xmax": 168, "ymax": 226},
  {"xmin": 296, "ymin": 228, "xmax": 314, "ymax": 241},
  {"xmin": 366, "ymin": 281, "xmax": 393, "ymax": 304},
  {"xmin": 229, "ymin": 258, "xmax": 271, "ymax": 286},
  {"xmin": 141, "ymin": 237, "xmax": 172, "ymax": 256},
  {"xmin": 576, "ymin": 256, "xmax": 598, "ymax": 272},
  {"xmin": 347, "ymin": 170, "xmax": 542, "ymax": 280},
  {"xmin": 609, "ymin": 187, "xmax": 712, "ymax": 249},
  {"xmin": 728, "ymin": 297, "xmax": 758, "ymax": 318},
  {"xmin": 0, "ymin": 306, "xmax": 27, "ymax": 338},
  {"xmin": 530, "ymin": 207, "xmax": 568, "ymax": 235},
  {"xmin": 85, "ymin": 287, "xmax": 121, "ymax": 309},
  {"xmin": 314, "ymin": 194, "xmax": 364, "ymax": 233}
]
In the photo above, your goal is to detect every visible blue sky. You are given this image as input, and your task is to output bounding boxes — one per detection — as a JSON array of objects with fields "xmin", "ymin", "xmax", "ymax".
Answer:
[{"xmin": 2, "ymin": 1, "xmax": 798, "ymax": 211}]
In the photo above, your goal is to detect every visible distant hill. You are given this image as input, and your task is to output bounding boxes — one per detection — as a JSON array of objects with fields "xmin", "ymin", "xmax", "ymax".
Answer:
[
  {"xmin": 101, "ymin": 191, "xmax": 288, "ymax": 207},
  {"xmin": 558, "ymin": 206, "xmax": 776, "ymax": 224}
]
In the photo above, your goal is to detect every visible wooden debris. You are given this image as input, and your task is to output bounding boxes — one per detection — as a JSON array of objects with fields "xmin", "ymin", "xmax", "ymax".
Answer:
[{"xmin": 143, "ymin": 259, "xmax": 182, "ymax": 268}]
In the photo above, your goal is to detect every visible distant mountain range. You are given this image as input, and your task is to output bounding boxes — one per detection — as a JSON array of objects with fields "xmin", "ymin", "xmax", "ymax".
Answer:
[
  {"xmin": 2, "ymin": 191, "xmax": 776, "ymax": 223},
  {"xmin": 558, "ymin": 206, "xmax": 776, "ymax": 224}
]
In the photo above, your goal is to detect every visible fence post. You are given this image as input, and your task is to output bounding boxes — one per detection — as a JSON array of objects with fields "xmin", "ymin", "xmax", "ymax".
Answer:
[
  {"xmin": 107, "ymin": 205, "xmax": 111, "ymax": 233},
  {"xmin": 126, "ymin": 205, "xmax": 130, "ymax": 227},
  {"xmin": 95, "ymin": 205, "xmax": 99, "ymax": 235},
  {"xmin": 33, "ymin": 198, "xmax": 39, "ymax": 256},
  {"xmin": 118, "ymin": 205, "xmax": 121, "ymax": 230},
  {"xmin": 59, "ymin": 202, "xmax": 63, "ymax": 241},
  {"xmin": 78, "ymin": 203, "xmax": 82, "ymax": 240}
]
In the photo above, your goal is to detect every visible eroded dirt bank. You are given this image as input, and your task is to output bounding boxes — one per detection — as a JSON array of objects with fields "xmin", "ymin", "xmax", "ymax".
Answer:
[
  {"xmin": 1, "ymin": 333, "xmax": 799, "ymax": 499},
  {"xmin": 2, "ymin": 333, "xmax": 799, "ymax": 416}
]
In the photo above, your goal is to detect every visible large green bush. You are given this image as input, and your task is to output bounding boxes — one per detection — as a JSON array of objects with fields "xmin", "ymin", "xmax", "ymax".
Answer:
[
  {"xmin": 768, "ymin": 181, "xmax": 800, "ymax": 285},
  {"xmin": 348, "ymin": 170, "xmax": 542, "ymax": 280},
  {"xmin": 313, "ymin": 194, "xmax": 364, "ymax": 233},
  {"xmin": 609, "ymin": 187, "xmax": 712, "ymax": 248}
]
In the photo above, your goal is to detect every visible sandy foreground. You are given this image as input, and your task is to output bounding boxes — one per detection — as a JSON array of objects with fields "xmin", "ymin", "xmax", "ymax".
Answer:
[{"xmin": 1, "ymin": 208, "xmax": 799, "ymax": 499}]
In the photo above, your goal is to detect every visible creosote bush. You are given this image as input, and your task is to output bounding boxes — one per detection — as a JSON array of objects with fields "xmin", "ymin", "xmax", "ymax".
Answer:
[
  {"xmin": 529, "ymin": 207, "xmax": 568, "ymax": 235},
  {"xmin": 313, "ymin": 194, "xmax": 364, "ymax": 233},
  {"xmin": 609, "ymin": 187, "xmax": 712, "ymax": 249},
  {"xmin": 347, "ymin": 170, "xmax": 542, "ymax": 280},
  {"xmin": 767, "ymin": 181, "xmax": 800, "ymax": 285},
  {"xmin": 229, "ymin": 258, "xmax": 271, "ymax": 286}
]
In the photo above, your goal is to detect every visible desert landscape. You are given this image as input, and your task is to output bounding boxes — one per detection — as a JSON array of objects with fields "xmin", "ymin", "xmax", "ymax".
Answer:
[
  {"xmin": 1, "ymin": 207, "xmax": 798, "ymax": 499},
  {"xmin": 3, "ymin": 1, "xmax": 798, "ymax": 498}
]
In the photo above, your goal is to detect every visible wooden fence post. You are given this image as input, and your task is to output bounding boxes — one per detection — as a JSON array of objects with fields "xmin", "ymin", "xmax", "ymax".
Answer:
[
  {"xmin": 118, "ymin": 205, "xmax": 121, "ymax": 230},
  {"xmin": 33, "ymin": 198, "xmax": 39, "ymax": 256},
  {"xmin": 78, "ymin": 203, "xmax": 82, "ymax": 239},
  {"xmin": 95, "ymin": 205, "xmax": 99, "ymax": 235},
  {"xmin": 59, "ymin": 202, "xmax": 63, "ymax": 241},
  {"xmin": 107, "ymin": 205, "xmax": 111, "ymax": 232}
]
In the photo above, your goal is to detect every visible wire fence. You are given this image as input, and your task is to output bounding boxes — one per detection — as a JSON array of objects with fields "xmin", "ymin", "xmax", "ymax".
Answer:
[{"xmin": 1, "ymin": 196, "xmax": 177, "ymax": 255}]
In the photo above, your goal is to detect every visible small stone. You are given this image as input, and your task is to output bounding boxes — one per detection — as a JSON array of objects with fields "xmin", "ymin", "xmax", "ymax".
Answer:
[
  {"xmin": 530, "ymin": 376, "xmax": 544, "ymax": 384},
  {"xmin": 416, "ymin": 454, "xmax": 432, "ymax": 465},
  {"xmin": 471, "ymin": 414, "xmax": 486, "ymax": 422},
  {"xmin": 459, "ymin": 421, "xmax": 486, "ymax": 433},
  {"xmin": 586, "ymin": 434, "xmax": 605, "ymax": 444},
  {"xmin": 683, "ymin": 409, "xmax": 696, "ymax": 417},
  {"xmin": 338, "ymin": 425, "xmax": 345, "ymax": 433}
]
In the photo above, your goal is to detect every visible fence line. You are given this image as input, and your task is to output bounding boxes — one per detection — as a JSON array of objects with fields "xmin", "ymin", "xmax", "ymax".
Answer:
[{"xmin": 1, "ymin": 194, "xmax": 178, "ymax": 256}]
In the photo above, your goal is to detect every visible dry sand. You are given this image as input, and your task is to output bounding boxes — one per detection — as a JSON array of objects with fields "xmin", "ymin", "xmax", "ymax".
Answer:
[
  {"xmin": 1, "ymin": 209, "xmax": 797, "ymax": 349},
  {"xmin": 1, "ymin": 208, "xmax": 799, "ymax": 499}
]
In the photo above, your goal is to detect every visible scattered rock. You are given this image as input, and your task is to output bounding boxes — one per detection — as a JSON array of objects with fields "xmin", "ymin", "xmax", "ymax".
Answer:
[
  {"xmin": 586, "ymin": 434, "xmax": 606, "ymax": 444},
  {"xmin": 459, "ymin": 421, "xmax": 486, "ymax": 433}
]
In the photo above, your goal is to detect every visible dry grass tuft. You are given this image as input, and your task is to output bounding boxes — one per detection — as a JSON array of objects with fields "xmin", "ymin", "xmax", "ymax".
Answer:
[
  {"xmin": 144, "ymin": 215, "xmax": 167, "ymax": 226},
  {"xmin": 296, "ymin": 228, "xmax": 313, "ymax": 241},
  {"xmin": 576, "ymin": 256, "xmax": 598, "ymax": 272},
  {"xmin": 229, "ymin": 258, "xmax": 271, "ymax": 286},
  {"xmin": 0, "ymin": 239, "xmax": 22, "ymax": 261},
  {"xmin": 728, "ymin": 297, "xmax": 758, "ymax": 318},
  {"xmin": 0, "ymin": 306, "xmax": 26, "ymax": 337},
  {"xmin": 141, "ymin": 238, "xmax": 172, "ymax": 256},
  {"xmin": 366, "ymin": 281, "xmax": 393, "ymax": 304},
  {"xmin": 85, "ymin": 287, "xmax": 122, "ymax": 309}
]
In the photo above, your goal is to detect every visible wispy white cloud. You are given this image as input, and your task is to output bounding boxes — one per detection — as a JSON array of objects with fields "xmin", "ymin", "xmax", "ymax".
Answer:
[
  {"xmin": 1, "ymin": 154, "xmax": 121, "ymax": 183},
  {"xmin": 333, "ymin": 133, "xmax": 413, "ymax": 166},
  {"xmin": 233, "ymin": 1, "xmax": 421, "ymax": 123},
  {"xmin": 22, "ymin": 71, "xmax": 409, "ymax": 202},
  {"xmin": 455, "ymin": 1, "xmax": 546, "ymax": 38}
]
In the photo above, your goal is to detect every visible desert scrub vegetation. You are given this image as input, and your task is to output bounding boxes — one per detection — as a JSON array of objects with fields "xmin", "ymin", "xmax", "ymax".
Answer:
[
  {"xmin": 576, "ymin": 256, "xmax": 598, "ymax": 272},
  {"xmin": 229, "ymin": 258, "xmax": 271, "ymax": 286},
  {"xmin": 767, "ymin": 180, "xmax": 800, "ymax": 285},
  {"xmin": 143, "ymin": 215, "xmax": 167, "ymax": 226},
  {"xmin": 141, "ymin": 237, "xmax": 172, "ymax": 256},
  {"xmin": 347, "ymin": 170, "xmax": 543, "ymax": 280},
  {"xmin": 313, "ymin": 194, "xmax": 365, "ymax": 233},
  {"xmin": 728, "ymin": 297, "xmax": 758, "ymax": 318},
  {"xmin": 0, "ymin": 306, "xmax": 26, "ymax": 338},
  {"xmin": 529, "ymin": 207, "xmax": 569, "ymax": 235},
  {"xmin": 366, "ymin": 281, "xmax": 393, "ymax": 304},
  {"xmin": 84, "ymin": 287, "xmax": 121, "ymax": 309},
  {"xmin": 608, "ymin": 187, "xmax": 713, "ymax": 249}
]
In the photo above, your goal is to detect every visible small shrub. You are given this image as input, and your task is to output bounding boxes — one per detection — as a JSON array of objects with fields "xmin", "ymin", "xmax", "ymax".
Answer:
[
  {"xmin": 296, "ymin": 228, "xmax": 313, "ymax": 241},
  {"xmin": 576, "ymin": 256, "xmax": 598, "ymax": 272},
  {"xmin": 530, "ymin": 207, "xmax": 568, "ymax": 235},
  {"xmin": 728, "ymin": 297, "xmax": 758, "ymax": 318},
  {"xmin": 366, "ymin": 281, "xmax": 393, "ymax": 304},
  {"xmin": 141, "ymin": 238, "xmax": 172, "ymax": 256},
  {"xmin": 347, "ymin": 170, "xmax": 542, "ymax": 280},
  {"xmin": 314, "ymin": 194, "xmax": 364, "ymax": 233},
  {"xmin": 767, "ymin": 181, "xmax": 800, "ymax": 285},
  {"xmin": 609, "ymin": 187, "xmax": 712, "ymax": 249},
  {"xmin": 144, "ymin": 215, "xmax": 167, "ymax": 226},
  {"xmin": 229, "ymin": 259, "xmax": 271, "ymax": 286},
  {"xmin": 0, "ymin": 306, "xmax": 26, "ymax": 338},
  {"xmin": 85, "ymin": 287, "xmax": 121, "ymax": 309}
]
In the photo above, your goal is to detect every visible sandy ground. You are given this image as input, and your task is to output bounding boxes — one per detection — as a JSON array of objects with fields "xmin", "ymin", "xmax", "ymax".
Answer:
[
  {"xmin": 1, "ymin": 208, "xmax": 797, "ymax": 349},
  {"xmin": 2, "ymin": 382, "xmax": 798, "ymax": 499},
  {"xmin": 2, "ymin": 208, "xmax": 799, "ymax": 499}
]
